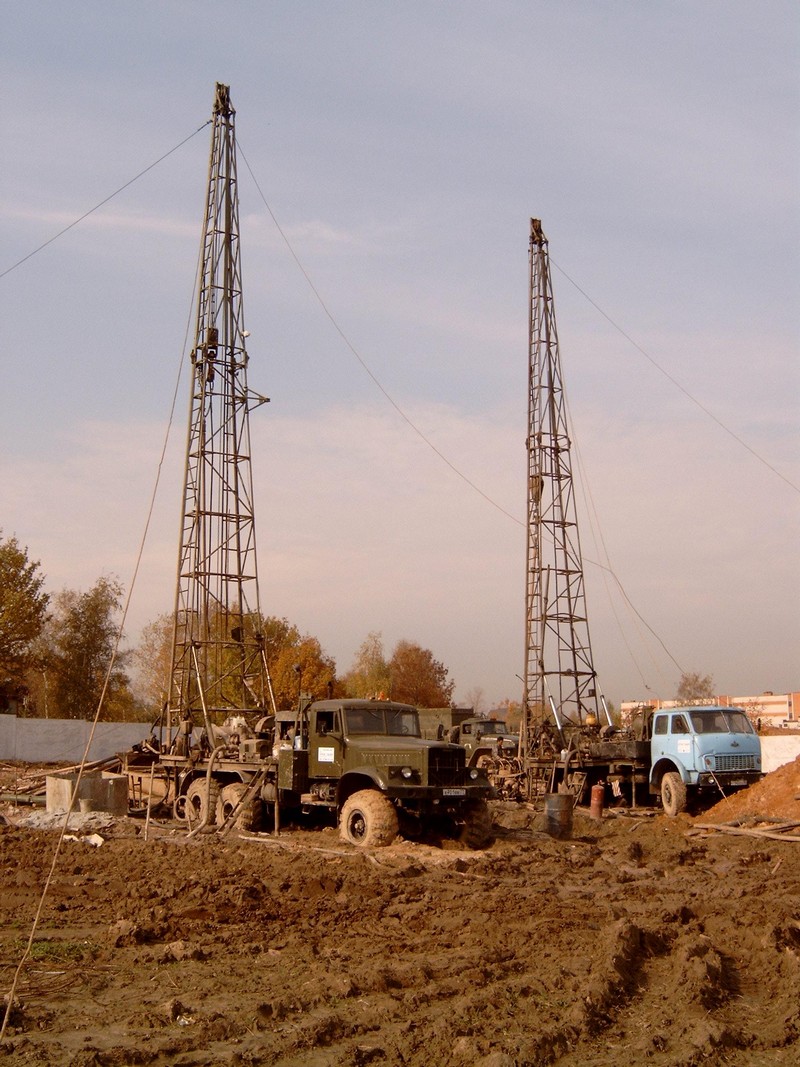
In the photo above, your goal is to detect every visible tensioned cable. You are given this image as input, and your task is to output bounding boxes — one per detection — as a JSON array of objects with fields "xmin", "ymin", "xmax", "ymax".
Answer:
[
  {"xmin": 4, "ymin": 121, "xmax": 782, "ymax": 688},
  {"xmin": 563, "ymin": 380, "xmax": 686, "ymax": 683},
  {"xmin": 2, "ymin": 121, "xmax": 207, "ymax": 1035},
  {"xmin": 571, "ymin": 438, "xmax": 684, "ymax": 687},
  {"xmin": 0, "ymin": 216, "xmax": 202, "ymax": 1048},
  {"xmin": 550, "ymin": 259, "xmax": 800, "ymax": 496},
  {"xmin": 4, "ymin": 119, "xmax": 793, "ymax": 505},
  {"xmin": 238, "ymin": 143, "xmax": 522, "ymax": 528},
  {"xmin": 0, "ymin": 121, "xmax": 211, "ymax": 281},
  {"xmin": 238, "ymin": 146, "xmax": 694, "ymax": 678},
  {"xmin": 245, "ymin": 159, "xmax": 788, "ymax": 683},
  {"xmin": 242, "ymin": 143, "xmax": 797, "ymax": 505}
]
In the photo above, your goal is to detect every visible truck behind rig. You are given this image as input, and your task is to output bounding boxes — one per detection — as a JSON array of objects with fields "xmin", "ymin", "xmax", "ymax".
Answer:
[{"xmin": 524, "ymin": 703, "xmax": 762, "ymax": 815}]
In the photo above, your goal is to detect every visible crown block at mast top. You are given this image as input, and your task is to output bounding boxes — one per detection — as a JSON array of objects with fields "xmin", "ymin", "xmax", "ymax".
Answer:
[
  {"xmin": 213, "ymin": 82, "xmax": 235, "ymax": 117},
  {"xmin": 530, "ymin": 218, "xmax": 547, "ymax": 248}
]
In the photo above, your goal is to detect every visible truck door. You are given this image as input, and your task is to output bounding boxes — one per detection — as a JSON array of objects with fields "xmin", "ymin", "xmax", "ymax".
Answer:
[
  {"xmin": 651, "ymin": 713, "xmax": 668, "ymax": 759},
  {"xmin": 670, "ymin": 713, "xmax": 693, "ymax": 762},
  {"xmin": 309, "ymin": 708, "xmax": 343, "ymax": 778}
]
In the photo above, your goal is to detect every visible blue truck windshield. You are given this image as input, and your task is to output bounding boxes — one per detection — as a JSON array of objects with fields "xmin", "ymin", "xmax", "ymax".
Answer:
[{"xmin": 690, "ymin": 710, "xmax": 754, "ymax": 735}]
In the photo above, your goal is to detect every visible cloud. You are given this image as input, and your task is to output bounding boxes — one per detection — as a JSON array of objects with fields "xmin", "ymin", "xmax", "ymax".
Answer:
[
  {"xmin": 2, "ymin": 0, "xmax": 797, "ymax": 711},
  {"xmin": 5, "ymin": 383, "xmax": 795, "ymax": 711},
  {"xmin": 4, "ymin": 203, "xmax": 197, "ymax": 239}
]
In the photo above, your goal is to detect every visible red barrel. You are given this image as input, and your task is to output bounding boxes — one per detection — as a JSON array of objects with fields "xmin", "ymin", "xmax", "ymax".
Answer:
[{"xmin": 590, "ymin": 783, "xmax": 605, "ymax": 820}]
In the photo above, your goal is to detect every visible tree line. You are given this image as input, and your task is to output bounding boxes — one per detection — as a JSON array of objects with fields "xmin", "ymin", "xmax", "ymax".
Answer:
[{"xmin": 0, "ymin": 534, "xmax": 456, "ymax": 721}]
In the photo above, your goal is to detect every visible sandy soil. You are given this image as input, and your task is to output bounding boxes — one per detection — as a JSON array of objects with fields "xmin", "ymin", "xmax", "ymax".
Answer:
[{"xmin": 1, "ymin": 759, "xmax": 799, "ymax": 1066}]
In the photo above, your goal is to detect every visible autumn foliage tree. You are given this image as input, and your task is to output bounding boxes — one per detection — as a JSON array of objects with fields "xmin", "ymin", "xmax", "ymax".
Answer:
[
  {"xmin": 387, "ymin": 639, "xmax": 455, "ymax": 707},
  {"xmin": 343, "ymin": 635, "xmax": 455, "ymax": 706},
  {"xmin": 342, "ymin": 631, "xmax": 391, "ymax": 698},
  {"xmin": 265, "ymin": 618, "xmax": 338, "ymax": 709},
  {"xmin": 0, "ymin": 533, "xmax": 50, "ymax": 707},
  {"xmin": 130, "ymin": 612, "xmax": 338, "ymax": 715}
]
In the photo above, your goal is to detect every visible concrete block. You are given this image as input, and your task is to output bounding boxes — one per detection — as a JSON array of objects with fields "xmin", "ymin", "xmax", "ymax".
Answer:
[{"xmin": 46, "ymin": 770, "xmax": 128, "ymax": 815}]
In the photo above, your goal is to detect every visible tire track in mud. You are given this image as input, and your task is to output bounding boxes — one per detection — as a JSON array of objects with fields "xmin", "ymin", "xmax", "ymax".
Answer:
[{"xmin": 1, "ymin": 811, "xmax": 799, "ymax": 1065}]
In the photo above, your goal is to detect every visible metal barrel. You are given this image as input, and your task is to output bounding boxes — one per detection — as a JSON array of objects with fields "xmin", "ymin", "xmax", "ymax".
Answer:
[{"xmin": 543, "ymin": 792, "xmax": 573, "ymax": 839}]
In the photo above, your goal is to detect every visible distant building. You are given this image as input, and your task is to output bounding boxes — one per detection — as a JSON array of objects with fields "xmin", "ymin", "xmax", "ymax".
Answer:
[{"xmin": 620, "ymin": 691, "xmax": 798, "ymax": 728}]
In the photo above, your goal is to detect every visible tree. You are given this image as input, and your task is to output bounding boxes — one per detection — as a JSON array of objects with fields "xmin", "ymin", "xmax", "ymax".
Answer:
[
  {"xmin": 676, "ymin": 671, "xmax": 715, "ymax": 703},
  {"xmin": 388, "ymin": 640, "xmax": 455, "ymax": 707},
  {"xmin": 463, "ymin": 686, "xmax": 486, "ymax": 715},
  {"xmin": 259, "ymin": 616, "xmax": 338, "ymax": 710},
  {"xmin": 131, "ymin": 612, "xmax": 174, "ymax": 712},
  {"xmin": 130, "ymin": 610, "xmax": 339, "ymax": 717},
  {"xmin": 271, "ymin": 635, "xmax": 338, "ymax": 710},
  {"xmin": 343, "ymin": 631, "xmax": 391, "ymax": 698},
  {"xmin": 46, "ymin": 577, "xmax": 139, "ymax": 720},
  {"xmin": 0, "ymin": 533, "xmax": 50, "ymax": 706}
]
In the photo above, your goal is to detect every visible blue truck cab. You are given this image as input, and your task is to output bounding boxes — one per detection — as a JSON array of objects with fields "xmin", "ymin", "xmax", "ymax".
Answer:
[{"xmin": 649, "ymin": 704, "xmax": 762, "ymax": 815}]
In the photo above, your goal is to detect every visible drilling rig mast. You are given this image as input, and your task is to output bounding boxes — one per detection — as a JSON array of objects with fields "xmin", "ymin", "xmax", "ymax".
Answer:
[
  {"xmin": 167, "ymin": 82, "xmax": 273, "ymax": 739},
  {"xmin": 521, "ymin": 219, "xmax": 608, "ymax": 778}
]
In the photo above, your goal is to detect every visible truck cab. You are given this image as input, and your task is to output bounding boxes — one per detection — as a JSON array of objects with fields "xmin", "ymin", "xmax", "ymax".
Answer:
[
  {"xmin": 649, "ymin": 705, "xmax": 762, "ymax": 815},
  {"xmin": 449, "ymin": 716, "xmax": 520, "ymax": 766}
]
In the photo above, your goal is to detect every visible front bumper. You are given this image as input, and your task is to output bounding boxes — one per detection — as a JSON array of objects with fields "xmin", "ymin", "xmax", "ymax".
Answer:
[{"xmin": 696, "ymin": 770, "xmax": 763, "ymax": 789}]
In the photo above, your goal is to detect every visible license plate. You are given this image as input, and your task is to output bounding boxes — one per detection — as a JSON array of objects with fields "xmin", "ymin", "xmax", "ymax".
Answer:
[
  {"xmin": 730, "ymin": 779, "xmax": 747, "ymax": 786},
  {"xmin": 442, "ymin": 788, "xmax": 466, "ymax": 796}
]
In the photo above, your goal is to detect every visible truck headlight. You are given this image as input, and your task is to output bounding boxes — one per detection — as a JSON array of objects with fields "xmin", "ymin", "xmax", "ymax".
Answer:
[
  {"xmin": 389, "ymin": 765, "xmax": 419, "ymax": 782},
  {"xmin": 469, "ymin": 768, "xmax": 480, "ymax": 780}
]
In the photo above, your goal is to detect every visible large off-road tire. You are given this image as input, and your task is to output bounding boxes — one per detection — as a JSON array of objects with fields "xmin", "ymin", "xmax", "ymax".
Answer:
[
  {"xmin": 458, "ymin": 799, "xmax": 493, "ymax": 850},
  {"xmin": 216, "ymin": 782, "xmax": 263, "ymax": 832},
  {"xmin": 185, "ymin": 778, "xmax": 221, "ymax": 827},
  {"xmin": 660, "ymin": 771, "xmax": 687, "ymax": 817},
  {"xmin": 339, "ymin": 789, "xmax": 399, "ymax": 848}
]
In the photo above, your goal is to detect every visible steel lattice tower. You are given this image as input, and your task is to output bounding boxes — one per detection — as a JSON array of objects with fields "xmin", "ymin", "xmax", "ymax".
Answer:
[
  {"xmin": 521, "ymin": 219, "xmax": 602, "ymax": 762},
  {"xmin": 167, "ymin": 83, "xmax": 272, "ymax": 735}
]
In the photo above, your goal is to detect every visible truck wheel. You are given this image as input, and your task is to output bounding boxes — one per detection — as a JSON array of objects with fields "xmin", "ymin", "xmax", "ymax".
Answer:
[
  {"xmin": 459, "ymin": 799, "xmax": 493, "ymax": 849},
  {"xmin": 660, "ymin": 772, "xmax": 687, "ymax": 817},
  {"xmin": 216, "ymin": 782, "xmax": 263, "ymax": 832},
  {"xmin": 340, "ymin": 789, "xmax": 399, "ymax": 848},
  {"xmin": 185, "ymin": 778, "xmax": 221, "ymax": 827}
]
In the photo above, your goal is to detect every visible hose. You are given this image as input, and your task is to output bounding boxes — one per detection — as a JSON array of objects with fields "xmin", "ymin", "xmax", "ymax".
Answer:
[{"xmin": 186, "ymin": 745, "xmax": 225, "ymax": 839}]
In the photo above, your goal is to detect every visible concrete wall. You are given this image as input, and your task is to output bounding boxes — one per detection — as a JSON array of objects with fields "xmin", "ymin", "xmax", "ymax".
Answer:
[
  {"xmin": 2, "ymin": 715, "xmax": 798, "ymax": 775},
  {"xmin": 760, "ymin": 734, "xmax": 800, "ymax": 774},
  {"xmin": 0, "ymin": 715, "xmax": 148, "ymax": 764}
]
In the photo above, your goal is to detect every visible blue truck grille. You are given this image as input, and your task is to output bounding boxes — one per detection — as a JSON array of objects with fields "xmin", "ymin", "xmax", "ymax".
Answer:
[
  {"xmin": 712, "ymin": 754, "xmax": 757, "ymax": 772},
  {"xmin": 428, "ymin": 748, "xmax": 464, "ymax": 786}
]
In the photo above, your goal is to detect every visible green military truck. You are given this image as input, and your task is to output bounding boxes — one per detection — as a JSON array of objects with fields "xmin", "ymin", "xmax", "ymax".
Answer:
[
  {"xmin": 143, "ymin": 698, "xmax": 494, "ymax": 849},
  {"xmin": 448, "ymin": 716, "xmax": 520, "ymax": 765},
  {"xmin": 446, "ymin": 716, "xmax": 524, "ymax": 800}
]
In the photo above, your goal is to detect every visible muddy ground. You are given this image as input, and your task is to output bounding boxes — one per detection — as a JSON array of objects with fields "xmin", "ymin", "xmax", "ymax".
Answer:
[{"xmin": 1, "ymin": 759, "xmax": 799, "ymax": 1067}]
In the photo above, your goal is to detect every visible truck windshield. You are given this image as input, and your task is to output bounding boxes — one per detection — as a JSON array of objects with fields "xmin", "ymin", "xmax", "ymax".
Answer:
[
  {"xmin": 690, "ymin": 710, "xmax": 755, "ymax": 735},
  {"xmin": 345, "ymin": 707, "xmax": 421, "ymax": 737},
  {"xmin": 476, "ymin": 722, "xmax": 511, "ymax": 736}
]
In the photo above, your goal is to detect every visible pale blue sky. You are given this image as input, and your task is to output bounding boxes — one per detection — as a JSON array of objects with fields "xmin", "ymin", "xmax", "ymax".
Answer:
[{"xmin": 2, "ymin": 1, "xmax": 798, "ymax": 708}]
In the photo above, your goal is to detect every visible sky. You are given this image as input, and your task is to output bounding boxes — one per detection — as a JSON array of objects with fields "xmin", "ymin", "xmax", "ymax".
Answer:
[{"xmin": 2, "ymin": 1, "xmax": 798, "ymax": 711}]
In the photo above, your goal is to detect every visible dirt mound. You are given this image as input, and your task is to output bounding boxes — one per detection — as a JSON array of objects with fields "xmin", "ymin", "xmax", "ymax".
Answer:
[
  {"xmin": 1, "ymin": 782, "xmax": 799, "ymax": 1065},
  {"xmin": 703, "ymin": 755, "xmax": 800, "ymax": 823}
]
